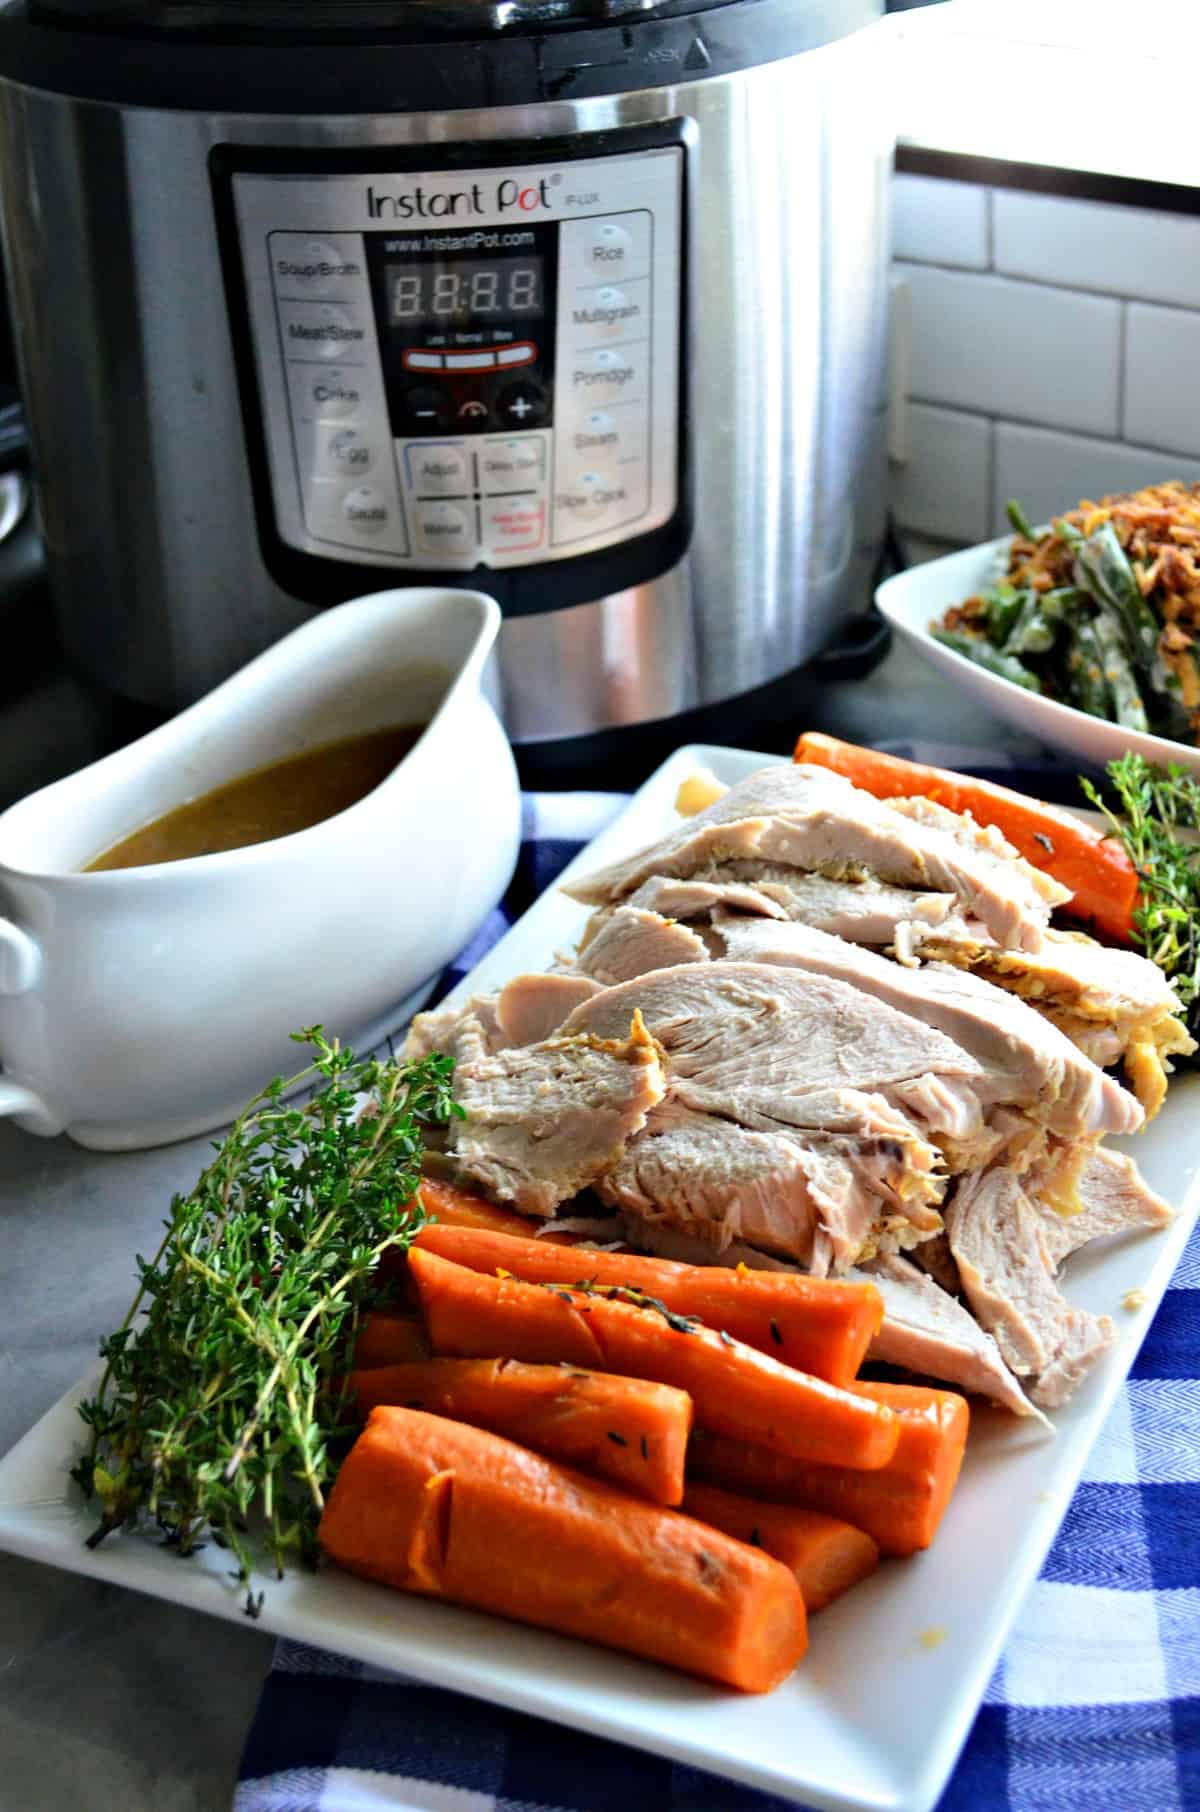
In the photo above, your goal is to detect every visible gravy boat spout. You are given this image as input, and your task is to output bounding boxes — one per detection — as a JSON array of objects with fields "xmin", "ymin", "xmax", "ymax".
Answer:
[{"xmin": 0, "ymin": 587, "xmax": 519, "ymax": 1150}]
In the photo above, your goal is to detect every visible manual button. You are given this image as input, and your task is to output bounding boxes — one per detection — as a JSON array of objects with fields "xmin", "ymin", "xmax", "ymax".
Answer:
[{"xmin": 415, "ymin": 500, "xmax": 474, "ymax": 558}]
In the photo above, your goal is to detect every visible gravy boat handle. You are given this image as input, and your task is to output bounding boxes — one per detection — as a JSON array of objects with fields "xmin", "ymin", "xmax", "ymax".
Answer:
[
  {"xmin": 0, "ymin": 917, "xmax": 56, "ymax": 1128},
  {"xmin": 0, "ymin": 1076, "xmax": 46, "ymax": 1119}
]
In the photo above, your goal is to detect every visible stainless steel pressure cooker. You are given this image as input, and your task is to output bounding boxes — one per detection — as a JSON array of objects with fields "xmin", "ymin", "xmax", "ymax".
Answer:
[{"xmin": 0, "ymin": 0, "xmax": 890, "ymax": 750}]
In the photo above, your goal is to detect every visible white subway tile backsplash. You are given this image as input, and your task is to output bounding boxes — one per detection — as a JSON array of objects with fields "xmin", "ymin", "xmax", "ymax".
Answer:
[
  {"xmin": 1125, "ymin": 304, "xmax": 1200, "ymax": 457},
  {"xmin": 896, "ymin": 263, "xmax": 1121, "ymax": 437},
  {"xmin": 993, "ymin": 191, "xmax": 1200, "ymax": 310},
  {"xmin": 991, "ymin": 422, "xmax": 1200, "ymax": 537},
  {"xmin": 892, "ymin": 174, "xmax": 989, "ymax": 270},
  {"xmin": 890, "ymin": 404, "xmax": 991, "ymax": 543}
]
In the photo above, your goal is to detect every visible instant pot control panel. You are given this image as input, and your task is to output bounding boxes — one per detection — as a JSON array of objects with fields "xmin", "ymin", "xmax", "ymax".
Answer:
[{"xmin": 220, "ymin": 139, "xmax": 685, "ymax": 608}]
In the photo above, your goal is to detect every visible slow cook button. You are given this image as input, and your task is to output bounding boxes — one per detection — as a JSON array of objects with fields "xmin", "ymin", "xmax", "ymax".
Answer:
[
  {"xmin": 341, "ymin": 484, "xmax": 393, "ymax": 536},
  {"xmin": 553, "ymin": 470, "xmax": 645, "ymax": 541},
  {"xmin": 406, "ymin": 441, "xmax": 470, "ymax": 496},
  {"xmin": 479, "ymin": 435, "xmax": 546, "ymax": 493},
  {"xmin": 279, "ymin": 301, "xmax": 369, "ymax": 363},
  {"xmin": 483, "ymin": 496, "xmax": 545, "ymax": 556},
  {"xmin": 271, "ymin": 234, "xmax": 365, "ymax": 299},
  {"xmin": 415, "ymin": 499, "xmax": 474, "ymax": 557},
  {"xmin": 567, "ymin": 343, "xmax": 647, "ymax": 404}
]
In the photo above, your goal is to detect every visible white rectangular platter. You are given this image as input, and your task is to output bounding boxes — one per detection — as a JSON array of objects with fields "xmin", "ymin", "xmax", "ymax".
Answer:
[{"xmin": 2, "ymin": 742, "xmax": 1198, "ymax": 1812}]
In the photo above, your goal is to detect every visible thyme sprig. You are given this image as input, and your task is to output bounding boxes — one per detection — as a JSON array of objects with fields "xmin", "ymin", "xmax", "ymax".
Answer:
[
  {"xmin": 1081, "ymin": 753, "xmax": 1200, "ymax": 1051},
  {"xmin": 70, "ymin": 1028, "xmax": 461, "ymax": 1612}
]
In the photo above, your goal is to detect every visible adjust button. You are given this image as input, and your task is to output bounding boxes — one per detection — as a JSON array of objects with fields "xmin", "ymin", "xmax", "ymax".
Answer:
[
  {"xmin": 415, "ymin": 499, "xmax": 474, "ymax": 559},
  {"xmin": 405, "ymin": 441, "xmax": 470, "ymax": 497}
]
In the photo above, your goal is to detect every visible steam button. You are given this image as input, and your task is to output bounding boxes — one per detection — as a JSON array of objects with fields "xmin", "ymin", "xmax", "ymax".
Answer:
[{"xmin": 341, "ymin": 485, "xmax": 392, "ymax": 536}]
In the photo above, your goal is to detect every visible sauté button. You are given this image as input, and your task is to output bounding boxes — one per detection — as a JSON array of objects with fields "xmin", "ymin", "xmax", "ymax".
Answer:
[
  {"xmin": 496, "ymin": 381, "xmax": 547, "ymax": 428},
  {"xmin": 341, "ymin": 485, "xmax": 391, "ymax": 535}
]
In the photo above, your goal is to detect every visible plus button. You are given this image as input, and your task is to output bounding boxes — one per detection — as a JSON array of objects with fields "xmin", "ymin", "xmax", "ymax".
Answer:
[
  {"xmin": 509, "ymin": 396, "xmax": 532, "ymax": 420},
  {"xmin": 497, "ymin": 380, "xmax": 547, "ymax": 428}
]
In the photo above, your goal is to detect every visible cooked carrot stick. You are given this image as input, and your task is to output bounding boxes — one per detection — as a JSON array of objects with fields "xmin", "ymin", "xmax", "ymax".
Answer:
[
  {"xmin": 793, "ymin": 729, "xmax": 1138, "ymax": 943},
  {"xmin": 688, "ymin": 1380, "xmax": 969, "ymax": 1555},
  {"xmin": 413, "ymin": 1222, "xmax": 882, "ymax": 1385},
  {"xmin": 409, "ymin": 1248, "xmax": 899, "ymax": 1471},
  {"xmin": 418, "ymin": 1177, "xmax": 547, "ymax": 1238},
  {"xmin": 682, "ymin": 1483, "xmax": 880, "ymax": 1613},
  {"xmin": 352, "ymin": 1310, "xmax": 431, "ymax": 1370},
  {"xmin": 345, "ymin": 1357, "xmax": 692, "ymax": 1505},
  {"xmin": 320, "ymin": 1405, "xmax": 808, "ymax": 1692}
]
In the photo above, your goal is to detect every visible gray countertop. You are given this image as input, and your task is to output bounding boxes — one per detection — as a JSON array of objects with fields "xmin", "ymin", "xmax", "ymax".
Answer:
[{"xmin": 0, "ymin": 633, "xmax": 1041, "ymax": 1812}]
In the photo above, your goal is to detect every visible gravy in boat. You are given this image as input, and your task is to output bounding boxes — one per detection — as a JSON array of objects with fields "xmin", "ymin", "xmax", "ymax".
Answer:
[{"xmin": 84, "ymin": 723, "xmax": 424, "ymax": 871}]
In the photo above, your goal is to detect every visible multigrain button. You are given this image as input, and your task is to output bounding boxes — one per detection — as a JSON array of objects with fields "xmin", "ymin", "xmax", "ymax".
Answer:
[
  {"xmin": 567, "ymin": 279, "xmax": 650, "ymax": 344},
  {"xmin": 341, "ymin": 485, "xmax": 392, "ymax": 536},
  {"xmin": 416, "ymin": 499, "xmax": 473, "ymax": 556}
]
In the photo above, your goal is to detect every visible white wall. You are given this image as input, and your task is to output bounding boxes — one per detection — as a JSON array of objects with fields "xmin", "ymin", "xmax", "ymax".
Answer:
[{"xmin": 888, "ymin": 173, "xmax": 1200, "ymax": 561}]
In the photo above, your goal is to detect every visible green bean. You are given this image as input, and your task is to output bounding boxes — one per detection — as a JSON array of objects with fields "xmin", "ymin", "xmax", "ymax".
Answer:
[
  {"xmin": 932, "ymin": 629, "xmax": 1042, "ymax": 692},
  {"xmin": 1006, "ymin": 499, "xmax": 1036, "ymax": 539},
  {"xmin": 1004, "ymin": 592, "xmax": 1060, "ymax": 655},
  {"xmin": 1093, "ymin": 615, "xmax": 1149, "ymax": 732},
  {"xmin": 984, "ymin": 582, "xmax": 1025, "ymax": 644},
  {"xmin": 1064, "ymin": 621, "xmax": 1113, "ymax": 721},
  {"xmin": 1072, "ymin": 521, "xmax": 1161, "ymax": 673}
]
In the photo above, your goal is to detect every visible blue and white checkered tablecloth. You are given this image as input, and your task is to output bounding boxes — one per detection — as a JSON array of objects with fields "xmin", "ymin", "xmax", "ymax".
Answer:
[{"xmin": 234, "ymin": 753, "xmax": 1200, "ymax": 1812}]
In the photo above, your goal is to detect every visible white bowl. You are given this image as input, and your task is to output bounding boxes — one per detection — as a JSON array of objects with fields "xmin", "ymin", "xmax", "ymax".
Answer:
[
  {"xmin": 0, "ymin": 587, "xmax": 520, "ymax": 1150},
  {"xmin": 876, "ymin": 535, "xmax": 1200, "ymax": 776}
]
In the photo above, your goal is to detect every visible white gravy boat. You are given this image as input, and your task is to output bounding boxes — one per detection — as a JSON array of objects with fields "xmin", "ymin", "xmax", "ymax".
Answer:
[{"xmin": 0, "ymin": 587, "xmax": 519, "ymax": 1150}]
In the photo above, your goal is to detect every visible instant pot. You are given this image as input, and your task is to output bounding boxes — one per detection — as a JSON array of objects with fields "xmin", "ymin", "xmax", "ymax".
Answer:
[{"xmin": 0, "ymin": 0, "xmax": 891, "ymax": 755}]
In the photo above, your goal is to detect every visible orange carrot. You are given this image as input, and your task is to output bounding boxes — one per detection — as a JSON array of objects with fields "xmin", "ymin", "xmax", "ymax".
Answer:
[
  {"xmin": 409, "ymin": 1247, "xmax": 899, "ymax": 1471},
  {"xmin": 793, "ymin": 729, "xmax": 1138, "ymax": 943},
  {"xmin": 682, "ymin": 1482, "xmax": 880, "ymax": 1612},
  {"xmin": 418, "ymin": 1177, "xmax": 547, "ymax": 1238},
  {"xmin": 345, "ymin": 1356, "xmax": 692, "ymax": 1505},
  {"xmin": 320, "ymin": 1405, "xmax": 808, "ymax": 1692},
  {"xmin": 689, "ymin": 1379, "xmax": 969, "ymax": 1555},
  {"xmin": 352, "ymin": 1310, "xmax": 431, "ymax": 1370},
  {"xmin": 413, "ymin": 1222, "xmax": 882, "ymax": 1385}
]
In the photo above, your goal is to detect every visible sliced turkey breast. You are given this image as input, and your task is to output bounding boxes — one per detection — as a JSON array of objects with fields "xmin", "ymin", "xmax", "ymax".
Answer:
[
  {"xmin": 575, "ymin": 906, "xmax": 709, "ymax": 984},
  {"xmin": 598, "ymin": 1094, "xmax": 943, "ymax": 1272},
  {"xmin": 626, "ymin": 867, "xmax": 958, "ymax": 944},
  {"xmin": 494, "ymin": 972, "xmax": 603, "ymax": 1047},
  {"xmin": 709, "ymin": 913, "xmax": 1143, "ymax": 1143},
  {"xmin": 564, "ymin": 764, "xmax": 1066, "ymax": 951},
  {"xmin": 945, "ymin": 1166, "xmax": 1115, "ymax": 1409},
  {"xmin": 445, "ymin": 1013, "xmax": 666, "ymax": 1216},
  {"xmin": 1032, "ymin": 1145, "xmax": 1173, "ymax": 1270},
  {"xmin": 910, "ymin": 920, "xmax": 1194, "ymax": 1118}
]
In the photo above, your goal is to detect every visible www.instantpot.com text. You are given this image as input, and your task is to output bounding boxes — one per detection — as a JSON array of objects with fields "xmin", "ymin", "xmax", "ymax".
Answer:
[{"xmin": 381, "ymin": 230, "xmax": 537, "ymax": 255}]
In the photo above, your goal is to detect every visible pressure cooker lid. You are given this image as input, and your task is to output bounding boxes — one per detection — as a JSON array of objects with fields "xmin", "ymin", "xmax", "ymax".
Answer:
[{"xmin": 27, "ymin": 0, "xmax": 744, "ymax": 32}]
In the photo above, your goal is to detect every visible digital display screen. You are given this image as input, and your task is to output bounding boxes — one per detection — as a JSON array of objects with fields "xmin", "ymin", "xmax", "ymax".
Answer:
[{"xmin": 387, "ymin": 258, "xmax": 545, "ymax": 326}]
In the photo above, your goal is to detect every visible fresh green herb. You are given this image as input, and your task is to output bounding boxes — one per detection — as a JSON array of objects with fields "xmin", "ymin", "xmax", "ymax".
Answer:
[
  {"xmin": 1081, "ymin": 754, "xmax": 1200, "ymax": 1052},
  {"xmin": 563, "ymin": 1278, "xmax": 701, "ymax": 1336},
  {"xmin": 70, "ymin": 1028, "xmax": 460, "ymax": 1612}
]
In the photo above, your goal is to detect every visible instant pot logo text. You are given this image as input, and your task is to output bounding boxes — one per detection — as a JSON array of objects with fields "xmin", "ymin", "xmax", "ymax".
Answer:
[{"xmin": 366, "ymin": 177, "xmax": 554, "ymax": 220}]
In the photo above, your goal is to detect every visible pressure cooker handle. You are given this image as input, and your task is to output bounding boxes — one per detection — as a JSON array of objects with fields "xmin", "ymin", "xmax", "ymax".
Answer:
[{"xmin": 809, "ymin": 607, "xmax": 892, "ymax": 683}]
